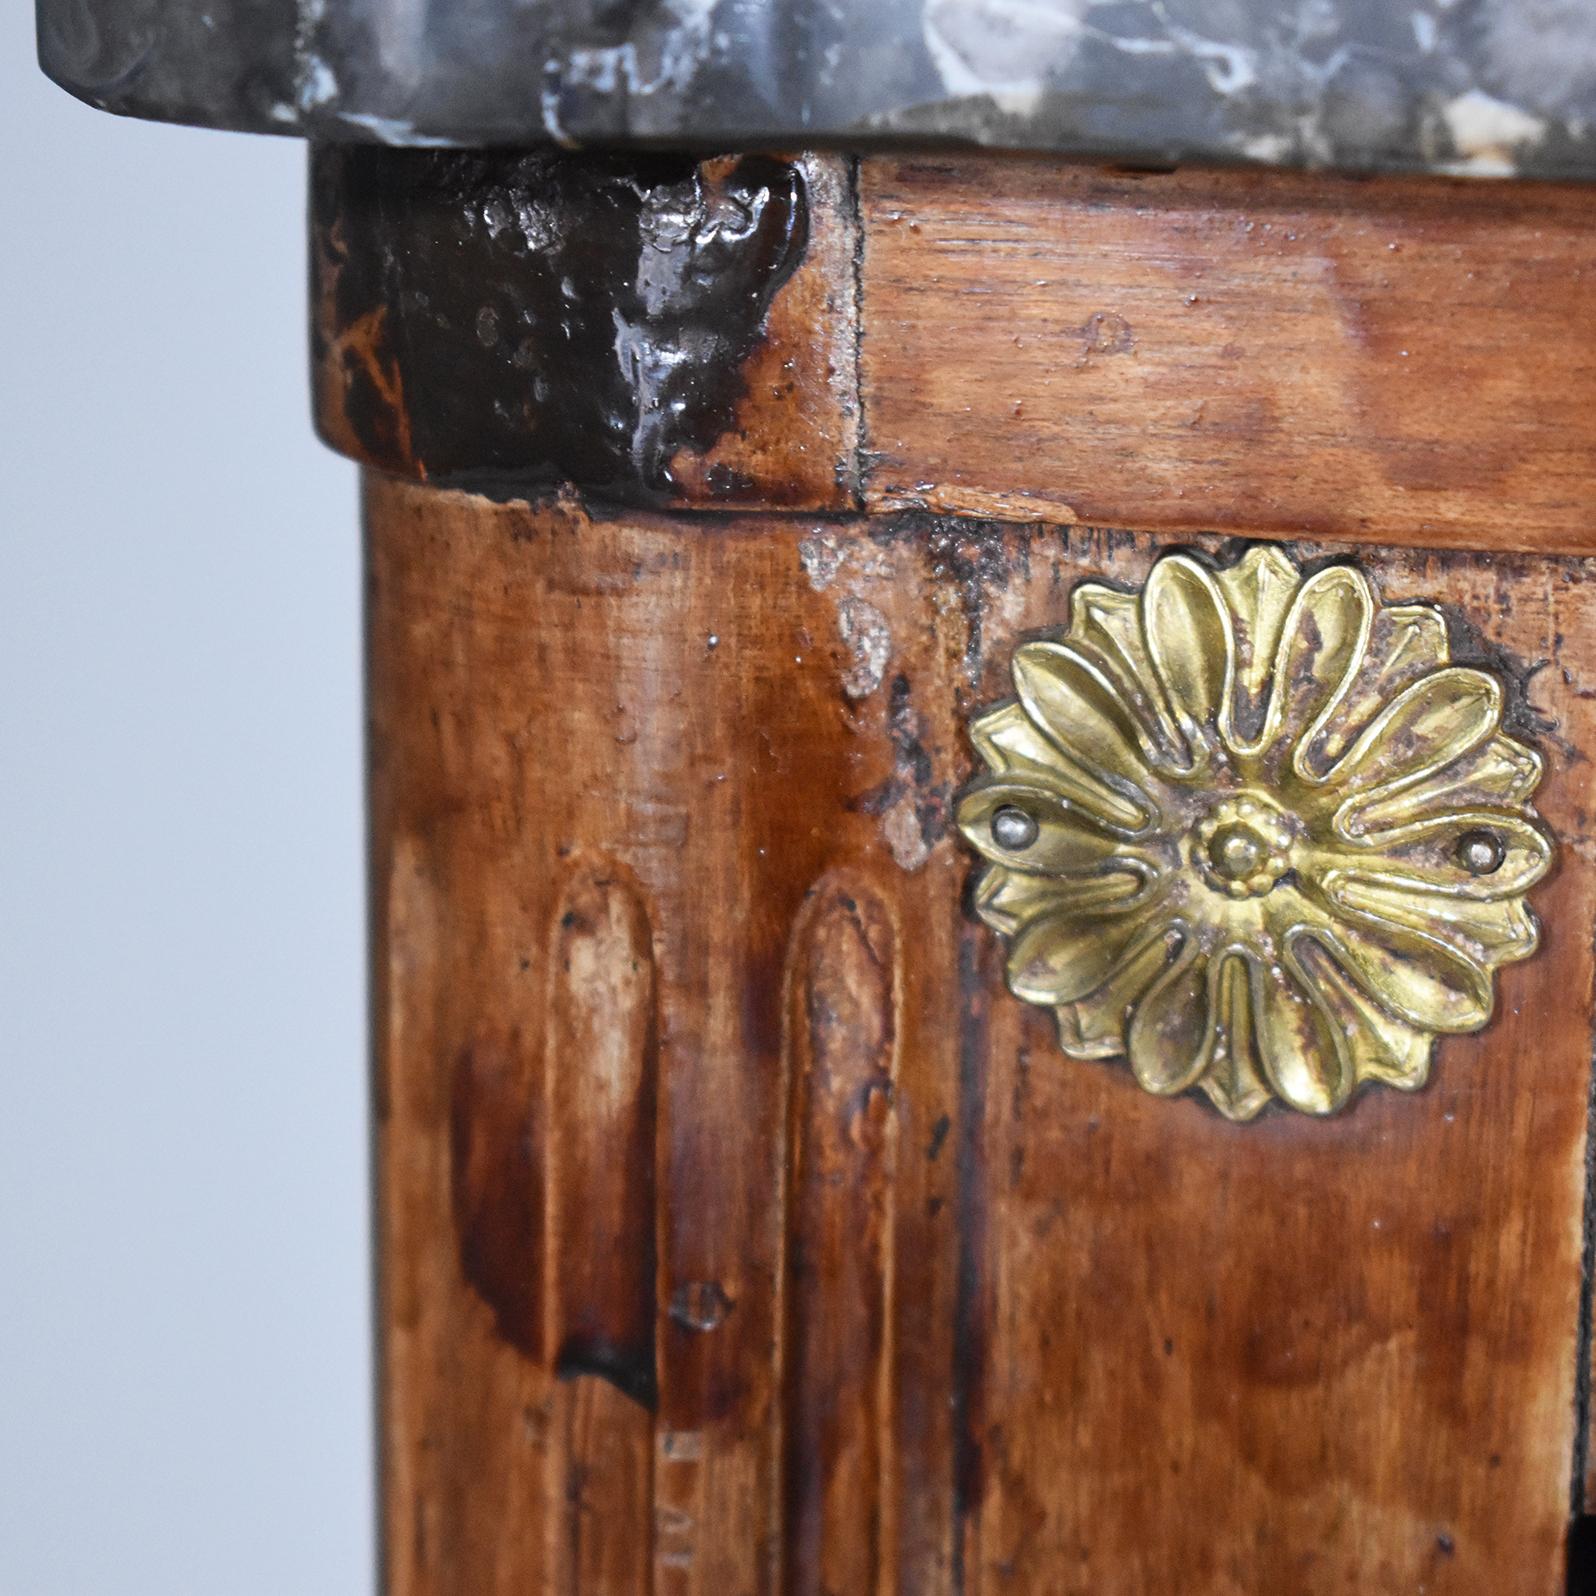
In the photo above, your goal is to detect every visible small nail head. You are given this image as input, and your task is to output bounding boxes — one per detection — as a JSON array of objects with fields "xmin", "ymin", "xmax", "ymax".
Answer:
[
  {"xmin": 992, "ymin": 804, "xmax": 1040, "ymax": 851},
  {"xmin": 1455, "ymin": 828, "xmax": 1506, "ymax": 876}
]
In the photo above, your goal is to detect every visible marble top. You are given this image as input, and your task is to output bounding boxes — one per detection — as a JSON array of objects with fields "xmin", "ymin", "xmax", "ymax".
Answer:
[{"xmin": 37, "ymin": 0, "xmax": 1596, "ymax": 179}]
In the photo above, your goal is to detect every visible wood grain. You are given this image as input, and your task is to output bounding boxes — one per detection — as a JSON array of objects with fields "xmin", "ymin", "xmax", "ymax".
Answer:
[
  {"xmin": 369, "ymin": 480, "xmax": 969, "ymax": 1594},
  {"xmin": 545, "ymin": 865, "xmax": 657, "ymax": 1590},
  {"xmin": 858, "ymin": 159, "xmax": 1596, "ymax": 554},
  {"xmin": 368, "ymin": 477, "xmax": 1595, "ymax": 1592},
  {"xmin": 780, "ymin": 874, "xmax": 900, "ymax": 1595}
]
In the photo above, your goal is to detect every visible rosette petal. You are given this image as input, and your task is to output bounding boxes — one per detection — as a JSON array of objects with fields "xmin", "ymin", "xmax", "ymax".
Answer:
[
  {"xmin": 1339, "ymin": 734, "xmax": 1542, "ymax": 837},
  {"xmin": 1309, "ymin": 603, "xmax": 1449, "ymax": 771},
  {"xmin": 1005, "ymin": 905, "xmax": 1167, "ymax": 1007},
  {"xmin": 1215, "ymin": 546, "xmax": 1300, "ymax": 745},
  {"xmin": 970, "ymin": 699, "xmax": 1152, "ymax": 831},
  {"xmin": 1055, "ymin": 930, "xmax": 1175, "ymax": 1059},
  {"xmin": 1242, "ymin": 564, "xmax": 1372, "ymax": 771},
  {"xmin": 1142, "ymin": 555, "xmax": 1232, "ymax": 772},
  {"xmin": 1316, "ymin": 912, "xmax": 1494, "ymax": 1033},
  {"xmin": 973, "ymin": 862, "xmax": 1155, "ymax": 938},
  {"xmin": 1326, "ymin": 668, "xmax": 1501, "ymax": 803},
  {"xmin": 1321, "ymin": 875, "xmax": 1540, "ymax": 968},
  {"xmin": 1316, "ymin": 812, "xmax": 1552, "ymax": 900},
  {"xmin": 1011, "ymin": 639, "xmax": 1161, "ymax": 799},
  {"xmin": 1126, "ymin": 933, "xmax": 1217, "ymax": 1096},
  {"xmin": 1284, "ymin": 932, "xmax": 1433, "ymax": 1090},
  {"xmin": 956, "ymin": 779, "xmax": 1161, "ymax": 876},
  {"xmin": 1069, "ymin": 583, "xmax": 1186, "ymax": 767},
  {"xmin": 1245, "ymin": 954, "xmax": 1354, "ymax": 1114},
  {"xmin": 1197, "ymin": 957, "xmax": 1273, "ymax": 1121}
]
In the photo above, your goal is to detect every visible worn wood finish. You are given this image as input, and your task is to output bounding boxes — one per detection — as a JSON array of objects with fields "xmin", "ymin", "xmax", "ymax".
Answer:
[
  {"xmin": 369, "ymin": 475, "xmax": 1595, "ymax": 1593},
  {"xmin": 859, "ymin": 159, "xmax": 1596, "ymax": 553}
]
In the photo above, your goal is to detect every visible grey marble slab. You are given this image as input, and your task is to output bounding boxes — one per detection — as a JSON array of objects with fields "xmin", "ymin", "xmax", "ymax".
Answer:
[{"xmin": 36, "ymin": 0, "xmax": 1596, "ymax": 179}]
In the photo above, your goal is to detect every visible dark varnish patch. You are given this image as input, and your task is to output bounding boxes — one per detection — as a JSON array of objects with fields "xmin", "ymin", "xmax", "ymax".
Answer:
[
  {"xmin": 313, "ymin": 146, "xmax": 809, "ymax": 502},
  {"xmin": 553, "ymin": 1335, "xmax": 659, "ymax": 1411},
  {"xmin": 1569, "ymin": 1514, "xmax": 1596, "ymax": 1596},
  {"xmin": 450, "ymin": 1038, "xmax": 544, "ymax": 1359}
]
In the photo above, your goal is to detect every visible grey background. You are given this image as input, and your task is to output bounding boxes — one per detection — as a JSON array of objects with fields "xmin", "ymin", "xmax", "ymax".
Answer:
[{"xmin": 3, "ymin": 9, "xmax": 373, "ymax": 1594}]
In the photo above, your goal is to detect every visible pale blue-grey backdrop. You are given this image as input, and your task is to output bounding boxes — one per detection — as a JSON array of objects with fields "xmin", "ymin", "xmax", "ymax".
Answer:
[{"xmin": 2, "ymin": 12, "xmax": 372, "ymax": 1593}]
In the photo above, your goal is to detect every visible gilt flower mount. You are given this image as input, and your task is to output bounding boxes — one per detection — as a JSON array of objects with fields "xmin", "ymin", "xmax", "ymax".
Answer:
[{"xmin": 955, "ymin": 546, "xmax": 1553, "ymax": 1122}]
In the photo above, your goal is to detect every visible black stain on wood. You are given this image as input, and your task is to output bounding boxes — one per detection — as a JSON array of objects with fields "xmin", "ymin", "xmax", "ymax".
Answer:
[
  {"xmin": 851, "ymin": 671, "xmax": 950, "ymax": 855},
  {"xmin": 1568, "ymin": 1514, "xmax": 1596, "ymax": 1596},
  {"xmin": 554, "ymin": 1335, "xmax": 660, "ymax": 1411},
  {"xmin": 312, "ymin": 145, "xmax": 809, "ymax": 502}
]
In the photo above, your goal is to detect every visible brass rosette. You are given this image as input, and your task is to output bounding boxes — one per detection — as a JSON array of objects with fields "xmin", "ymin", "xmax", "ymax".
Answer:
[{"xmin": 955, "ymin": 546, "xmax": 1553, "ymax": 1121}]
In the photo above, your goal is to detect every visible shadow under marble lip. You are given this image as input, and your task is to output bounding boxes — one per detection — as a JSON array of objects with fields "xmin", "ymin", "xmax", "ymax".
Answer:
[{"xmin": 34, "ymin": 0, "xmax": 1596, "ymax": 182}]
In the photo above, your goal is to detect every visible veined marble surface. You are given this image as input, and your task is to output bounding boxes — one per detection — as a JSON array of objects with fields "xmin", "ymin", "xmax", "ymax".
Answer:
[{"xmin": 36, "ymin": 0, "xmax": 1596, "ymax": 178}]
